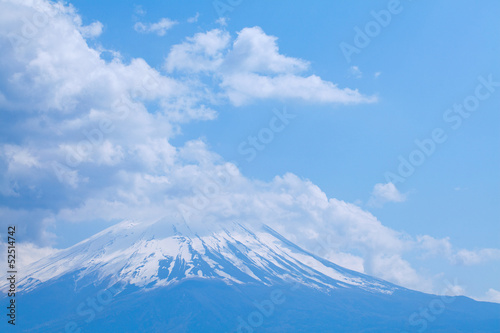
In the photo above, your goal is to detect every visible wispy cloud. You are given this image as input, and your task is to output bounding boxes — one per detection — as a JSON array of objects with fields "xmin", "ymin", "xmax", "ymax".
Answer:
[
  {"xmin": 134, "ymin": 18, "xmax": 177, "ymax": 36},
  {"xmin": 418, "ymin": 235, "xmax": 500, "ymax": 266},
  {"xmin": 187, "ymin": 12, "xmax": 199, "ymax": 23},
  {"xmin": 215, "ymin": 17, "xmax": 228, "ymax": 26},
  {"xmin": 134, "ymin": 5, "xmax": 146, "ymax": 17},
  {"xmin": 349, "ymin": 65, "xmax": 362, "ymax": 79}
]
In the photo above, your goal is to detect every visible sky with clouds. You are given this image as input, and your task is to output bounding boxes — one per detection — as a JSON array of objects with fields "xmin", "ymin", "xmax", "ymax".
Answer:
[{"xmin": 0, "ymin": 0, "xmax": 499, "ymax": 302}]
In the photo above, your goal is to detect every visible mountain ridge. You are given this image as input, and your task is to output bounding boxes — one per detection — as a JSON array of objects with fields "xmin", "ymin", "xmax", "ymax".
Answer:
[
  {"xmin": 1, "ymin": 218, "xmax": 499, "ymax": 332},
  {"xmin": 2, "ymin": 218, "xmax": 399, "ymax": 296}
]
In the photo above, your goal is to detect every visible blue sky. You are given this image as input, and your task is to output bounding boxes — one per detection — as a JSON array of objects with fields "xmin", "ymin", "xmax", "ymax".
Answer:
[{"xmin": 0, "ymin": 0, "xmax": 499, "ymax": 302}]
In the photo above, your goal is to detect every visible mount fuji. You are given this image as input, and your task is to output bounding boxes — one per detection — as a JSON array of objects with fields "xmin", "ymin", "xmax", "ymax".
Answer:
[{"xmin": 2, "ymin": 218, "xmax": 499, "ymax": 332}]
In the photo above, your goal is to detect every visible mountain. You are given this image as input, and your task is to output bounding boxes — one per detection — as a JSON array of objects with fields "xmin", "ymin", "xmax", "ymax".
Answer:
[{"xmin": 1, "ymin": 219, "xmax": 499, "ymax": 332}]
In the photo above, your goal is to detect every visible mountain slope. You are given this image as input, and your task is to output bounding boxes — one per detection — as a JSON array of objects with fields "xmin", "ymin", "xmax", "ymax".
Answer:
[
  {"xmin": 1, "ymin": 219, "xmax": 499, "ymax": 332},
  {"xmin": 11, "ymin": 219, "xmax": 398, "ymax": 295}
]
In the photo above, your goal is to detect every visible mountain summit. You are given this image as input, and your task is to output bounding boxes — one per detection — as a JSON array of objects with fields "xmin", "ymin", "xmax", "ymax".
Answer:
[
  {"xmin": 15, "ymin": 219, "xmax": 397, "ymax": 295},
  {"xmin": 2, "ymin": 219, "xmax": 499, "ymax": 332}
]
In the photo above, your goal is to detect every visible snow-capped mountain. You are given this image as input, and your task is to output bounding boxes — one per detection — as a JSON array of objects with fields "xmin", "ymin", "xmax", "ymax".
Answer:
[
  {"xmin": 2, "ymin": 219, "xmax": 499, "ymax": 332},
  {"xmin": 8, "ymin": 219, "xmax": 396, "ymax": 295}
]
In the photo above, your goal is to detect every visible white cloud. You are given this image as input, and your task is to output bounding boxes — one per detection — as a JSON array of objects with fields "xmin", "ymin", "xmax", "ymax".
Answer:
[
  {"xmin": 225, "ymin": 27, "xmax": 310, "ymax": 74},
  {"xmin": 0, "ymin": 207, "xmax": 56, "ymax": 245},
  {"xmin": 0, "ymin": 242, "xmax": 59, "ymax": 270},
  {"xmin": 3, "ymin": 145, "xmax": 40, "ymax": 169},
  {"xmin": 187, "ymin": 12, "xmax": 199, "ymax": 23},
  {"xmin": 418, "ymin": 235, "xmax": 453, "ymax": 257},
  {"xmin": 215, "ymin": 17, "xmax": 228, "ymax": 26},
  {"xmin": 368, "ymin": 182, "xmax": 407, "ymax": 207},
  {"xmin": 368, "ymin": 254, "xmax": 432, "ymax": 292},
  {"xmin": 79, "ymin": 21, "xmax": 103, "ymax": 39},
  {"xmin": 0, "ymin": 0, "xmax": 498, "ymax": 299},
  {"xmin": 482, "ymin": 289, "xmax": 500, "ymax": 303},
  {"xmin": 452, "ymin": 248, "xmax": 500, "ymax": 265},
  {"xmin": 0, "ymin": 0, "xmax": 214, "ymax": 196},
  {"xmin": 349, "ymin": 65, "xmax": 362, "ymax": 78},
  {"xmin": 326, "ymin": 251, "xmax": 365, "ymax": 273},
  {"xmin": 0, "ymin": 145, "xmax": 42, "ymax": 196},
  {"xmin": 134, "ymin": 18, "xmax": 177, "ymax": 36},
  {"xmin": 418, "ymin": 235, "xmax": 500, "ymax": 266},
  {"xmin": 445, "ymin": 283, "xmax": 466, "ymax": 296},
  {"xmin": 166, "ymin": 27, "xmax": 377, "ymax": 106},
  {"xmin": 134, "ymin": 5, "xmax": 146, "ymax": 17},
  {"xmin": 165, "ymin": 29, "xmax": 231, "ymax": 73},
  {"xmin": 222, "ymin": 73, "xmax": 375, "ymax": 106}
]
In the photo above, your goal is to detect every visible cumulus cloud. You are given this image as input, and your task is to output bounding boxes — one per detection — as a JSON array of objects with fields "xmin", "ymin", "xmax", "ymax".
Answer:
[
  {"xmin": 418, "ymin": 235, "xmax": 500, "ymax": 266},
  {"xmin": 0, "ymin": 0, "xmax": 497, "ymax": 297},
  {"xmin": 482, "ymin": 289, "xmax": 500, "ymax": 303},
  {"xmin": 0, "ymin": 242, "xmax": 59, "ymax": 269},
  {"xmin": 134, "ymin": 18, "xmax": 177, "ymax": 36},
  {"xmin": 166, "ymin": 29, "xmax": 231, "ymax": 73},
  {"xmin": 418, "ymin": 235, "xmax": 453, "ymax": 257},
  {"xmin": 166, "ymin": 27, "xmax": 377, "ymax": 106},
  {"xmin": 0, "ymin": 0, "xmax": 215, "ymax": 235},
  {"xmin": 41, "ymin": 159, "xmax": 427, "ymax": 289},
  {"xmin": 368, "ymin": 254, "xmax": 431, "ymax": 292},
  {"xmin": 368, "ymin": 182, "xmax": 407, "ymax": 207},
  {"xmin": 79, "ymin": 21, "xmax": 103, "ymax": 39}
]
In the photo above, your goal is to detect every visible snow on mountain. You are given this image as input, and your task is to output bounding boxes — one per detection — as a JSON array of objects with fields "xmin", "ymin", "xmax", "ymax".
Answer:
[
  {"xmin": 2, "ymin": 219, "xmax": 500, "ymax": 333},
  {"xmin": 2, "ymin": 218, "xmax": 397, "ymax": 295}
]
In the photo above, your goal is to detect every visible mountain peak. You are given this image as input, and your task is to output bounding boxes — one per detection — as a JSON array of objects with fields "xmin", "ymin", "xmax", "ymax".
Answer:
[
  {"xmin": 5, "ymin": 219, "xmax": 397, "ymax": 295},
  {"xmin": 3, "ymin": 219, "xmax": 499, "ymax": 333}
]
